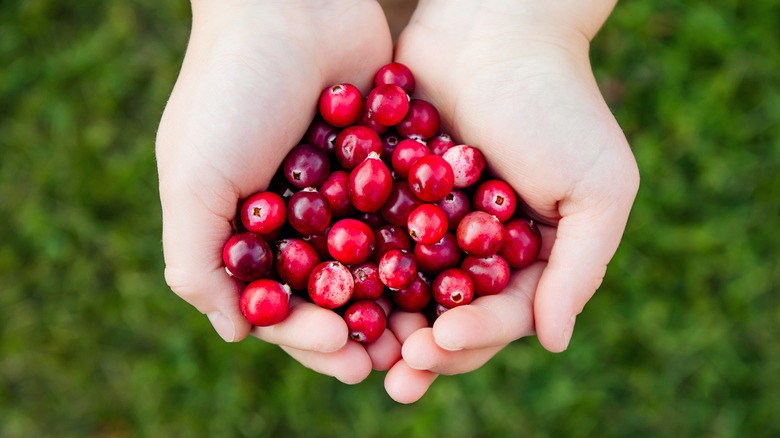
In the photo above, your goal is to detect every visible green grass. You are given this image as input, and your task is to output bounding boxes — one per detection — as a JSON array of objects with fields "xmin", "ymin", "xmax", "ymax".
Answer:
[{"xmin": 1, "ymin": 0, "xmax": 778, "ymax": 436}]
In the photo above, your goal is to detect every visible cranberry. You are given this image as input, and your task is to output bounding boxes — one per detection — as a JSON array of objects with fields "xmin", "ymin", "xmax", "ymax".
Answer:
[
  {"xmin": 372, "ymin": 225, "xmax": 412, "ymax": 263},
  {"xmin": 355, "ymin": 211, "xmax": 387, "ymax": 230},
  {"xmin": 318, "ymin": 83, "xmax": 363, "ymax": 127},
  {"xmin": 300, "ymin": 226, "xmax": 331, "ymax": 260},
  {"xmin": 348, "ymin": 152, "xmax": 393, "ymax": 213},
  {"xmin": 499, "ymin": 218, "xmax": 542, "ymax": 270},
  {"xmin": 343, "ymin": 300, "xmax": 386, "ymax": 343},
  {"xmin": 435, "ymin": 189, "xmax": 471, "ymax": 230},
  {"xmin": 269, "ymin": 176, "xmax": 296, "ymax": 203},
  {"xmin": 350, "ymin": 262, "xmax": 385, "ymax": 301},
  {"xmin": 240, "ymin": 279, "xmax": 291, "ymax": 326},
  {"xmin": 391, "ymin": 272, "xmax": 431, "ymax": 312},
  {"xmin": 327, "ymin": 218, "xmax": 376, "ymax": 265},
  {"xmin": 407, "ymin": 204, "xmax": 448, "ymax": 245},
  {"xmin": 374, "ymin": 62, "xmax": 416, "ymax": 95},
  {"xmin": 432, "ymin": 268, "xmax": 474, "ymax": 309},
  {"xmin": 442, "ymin": 144, "xmax": 486, "ymax": 188},
  {"xmin": 287, "ymin": 188, "xmax": 331, "ymax": 235},
  {"xmin": 380, "ymin": 181, "xmax": 424, "ymax": 227},
  {"xmin": 308, "ymin": 261, "xmax": 354, "ymax": 309},
  {"xmin": 380, "ymin": 131, "xmax": 401, "ymax": 163},
  {"xmin": 357, "ymin": 108, "xmax": 390, "ymax": 135},
  {"xmin": 240, "ymin": 191, "xmax": 286, "ymax": 235},
  {"xmin": 461, "ymin": 255, "xmax": 510, "ymax": 296},
  {"xmin": 378, "ymin": 249, "xmax": 418, "ymax": 290},
  {"xmin": 413, "ymin": 232, "xmax": 461, "ymax": 275},
  {"xmin": 396, "ymin": 99, "xmax": 440, "ymax": 140},
  {"xmin": 335, "ymin": 125, "xmax": 383, "ymax": 170},
  {"xmin": 391, "ymin": 138, "xmax": 430, "ymax": 179},
  {"xmin": 320, "ymin": 170, "xmax": 354, "ymax": 218},
  {"xmin": 303, "ymin": 117, "xmax": 339, "ymax": 155},
  {"xmin": 456, "ymin": 211, "xmax": 505, "ymax": 257},
  {"xmin": 366, "ymin": 84, "xmax": 409, "ymax": 126},
  {"xmin": 222, "ymin": 232, "xmax": 273, "ymax": 282},
  {"xmin": 282, "ymin": 144, "xmax": 330, "ymax": 189},
  {"xmin": 407, "ymin": 154, "xmax": 455, "ymax": 202},
  {"xmin": 473, "ymin": 179, "xmax": 517, "ymax": 223},
  {"xmin": 276, "ymin": 238, "xmax": 320, "ymax": 291},
  {"xmin": 428, "ymin": 132, "xmax": 455, "ymax": 155}
]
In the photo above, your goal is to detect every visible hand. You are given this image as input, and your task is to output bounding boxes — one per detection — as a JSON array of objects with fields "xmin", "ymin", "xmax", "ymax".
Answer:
[
  {"xmin": 383, "ymin": 0, "xmax": 640, "ymax": 402},
  {"xmin": 156, "ymin": 0, "xmax": 398, "ymax": 384}
]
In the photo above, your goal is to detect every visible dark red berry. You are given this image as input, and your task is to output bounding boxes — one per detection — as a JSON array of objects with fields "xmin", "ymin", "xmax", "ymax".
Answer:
[
  {"xmin": 327, "ymin": 218, "xmax": 376, "ymax": 265},
  {"xmin": 240, "ymin": 191, "xmax": 286, "ymax": 235},
  {"xmin": 372, "ymin": 224, "xmax": 412, "ymax": 263},
  {"xmin": 435, "ymin": 189, "xmax": 471, "ymax": 230},
  {"xmin": 355, "ymin": 211, "xmax": 387, "ymax": 230},
  {"xmin": 407, "ymin": 204, "xmax": 449, "ymax": 245},
  {"xmin": 391, "ymin": 273, "xmax": 431, "ymax": 312},
  {"xmin": 461, "ymin": 255, "xmax": 510, "ymax": 296},
  {"xmin": 348, "ymin": 152, "xmax": 393, "ymax": 213},
  {"xmin": 240, "ymin": 279, "xmax": 291, "ymax": 326},
  {"xmin": 473, "ymin": 180, "xmax": 517, "ymax": 223},
  {"xmin": 380, "ymin": 131, "xmax": 401, "ymax": 163},
  {"xmin": 350, "ymin": 262, "xmax": 385, "ymax": 301},
  {"xmin": 407, "ymin": 154, "xmax": 455, "ymax": 202},
  {"xmin": 287, "ymin": 188, "xmax": 331, "ymax": 235},
  {"xmin": 456, "ymin": 211, "xmax": 505, "ymax": 257},
  {"xmin": 308, "ymin": 261, "xmax": 354, "ymax": 309},
  {"xmin": 343, "ymin": 300, "xmax": 386, "ymax": 343},
  {"xmin": 442, "ymin": 144, "xmax": 485, "ymax": 189},
  {"xmin": 318, "ymin": 83, "xmax": 363, "ymax": 127},
  {"xmin": 374, "ymin": 62, "xmax": 416, "ymax": 95},
  {"xmin": 380, "ymin": 180, "xmax": 424, "ymax": 227},
  {"xmin": 366, "ymin": 84, "xmax": 409, "ymax": 126},
  {"xmin": 335, "ymin": 125, "xmax": 383, "ymax": 170},
  {"xmin": 499, "ymin": 218, "xmax": 542, "ymax": 270},
  {"xmin": 378, "ymin": 249, "xmax": 418, "ymax": 290},
  {"xmin": 432, "ymin": 268, "xmax": 474, "ymax": 309},
  {"xmin": 391, "ymin": 138, "xmax": 430, "ymax": 179},
  {"xmin": 283, "ymin": 144, "xmax": 330, "ymax": 189},
  {"xmin": 357, "ymin": 108, "xmax": 390, "ymax": 135},
  {"xmin": 396, "ymin": 99, "xmax": 440, "ymax": 140},
  {"xmin": 276, "ymin": 238, "xmax": 320, "ymax": 290},
  {"xmin": 222, "ymin": 232, "xmax": 273, "ymax": 282},
  {"xmin": 413, "ymin": 232, "xmax": 461, "ymax": 275},
  {"xmin": 320, "ymin": 170, "xmax": 354, "ymax": 218},
  {"xmin": 428, "ymin": 132, "xmax": 455, "ymax": 155},
  {"xmin": 300, "ymin": 226, "xmax": 331, "ymax": 260},
  {"xmin": 303, "ymin": 116, "xmax": 339, "ymax": 155}
]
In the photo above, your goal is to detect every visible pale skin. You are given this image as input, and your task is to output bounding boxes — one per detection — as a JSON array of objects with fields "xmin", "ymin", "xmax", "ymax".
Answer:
[{"xmin": 156, "ymin": 0, "xmax": 639, "ymax": 403}]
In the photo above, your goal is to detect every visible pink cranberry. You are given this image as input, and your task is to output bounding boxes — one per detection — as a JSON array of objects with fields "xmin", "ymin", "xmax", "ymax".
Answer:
[
  {"xmin": 499, "ymin": 218, "xmax": 542, "ymax": 270},
  {"xmin": 380, "ymin": 131, "xmax": 401, "ymax": 163},
  {"xmin": 378, "ymin": 249, "xmax": 418, "ymax": 290},
  {"xmin": 396, "ymin": 99, "xmax": 440, "ymax": 140},
  {"xmin": 275, "ymin": 238, "xmax": 320, "ymax": 291},
  {"xmin": 413, "ymin": 232, "xmax": 461, "ymax": 275},
  {"xmin": 240, "ymin": 279, "xmax": 291, "ymax": 326},
  {"xmin": 391, "ymin": 272, "xmax": 431, "ymax": 313},
  {"xmin": 461, "ymin": 255, "xmax": 511, "ymax": 296},
  {"xmin": 432, "ymin": 268, "xmax": 474, "ymax": 309},
  {"xmin": 442, "ymin": 144, "xmax": 486, "ymax": 189},
  {"xmin": 320, "ymin": 170, "xmax": 354, "ymax": 218},
  {"xmin": 318, "ymin": 83, "xmax": 363, "ymax": 127},
  {"xmin": 366, "ymin": 84, "xmax": 410, "ymax": 126},
  {"xmin": 407, "ymin": 204, "xmax": 449, "ymax": 245},
  {"xmin": 282, "ymin": 144, "xmax": 330, "ymax": 189},
  {"xmin": 350, "ymin": 262, "xmax": 385, "ymax": 301},
  {"xmin": 407, "ymin": 154, "xmax": 455, "ymax": 202},
  {"xmin": 307, "ymin": 261, "xmax": 354, "ymax": 309},
  {"xmin": 380, "ymin": 181, "xmax": 424, "ymax": 227},
  {"xmin": 391, "ymin": 138, "xmax": 430, "ymax": 179},
  {"xmin": 222, "ymin": 232, "xmax": 273, "ymax": 282},
  {"xmin": 435, "ymin": 189, "xmax": 471, "ymax": 230},
  {"xmin": 473, "ymin": 179, "xmax": 517, "ymax": 223},
  {"xmin": 240, "ymin": 191, "xmax": 286, "ymax": 235},
  {"xmin": 372, "ymin": 225, "xmax": 412, "ymax": 263},
  {"xmin": 303, "ymin": 116, "xmax": 339, "ymax": 155},
  {"xmin": 343, "ymin": 300, "xmax": 387, "ymax": 343},
  {"xmin": 287, "ymin": 188, "xmax": 331, "ymax": 235},
  {"xmin": 456, "ymin": 211, "xmax": 506, "ymax": 257},
  {"xmin": 335, "ymin": 125, "xmax": 382, "ymax": 170},
  {"xmin": 327, "ymin": 218, "xmax": 376, "ymax": 265},
  {"xmin": 374, "ymin": 62, "xmax": 416, "ymax": 95},
  {"xmin": 428, "ymin": 132, "xmax": 455, "ymax": 155},
  {"xmin": 348, "ymin": 152, "xmax": 393, "ymax": 213}
]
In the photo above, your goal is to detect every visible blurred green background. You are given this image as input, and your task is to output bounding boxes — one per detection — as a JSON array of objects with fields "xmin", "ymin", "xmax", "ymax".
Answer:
[{"xmin": 1, "ymin": 0, "xmax": 778, "ymax": 436}]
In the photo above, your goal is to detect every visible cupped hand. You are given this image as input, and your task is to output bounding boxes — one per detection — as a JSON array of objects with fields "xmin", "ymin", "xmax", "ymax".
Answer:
[{"xmin": 156, "ymin": 0, "xmax": 396, "ymax": 384}]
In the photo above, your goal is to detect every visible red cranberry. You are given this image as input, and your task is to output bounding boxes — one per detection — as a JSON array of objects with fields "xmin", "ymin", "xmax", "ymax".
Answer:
[
  {"xmin": 391, "ymin": 138, "xmax": 430, "ymax": 179},
  {"xmin": 287, "ymin": 188, "xmax": 331, "ymax": 235},
  {"xmin": 357, "ymin": 108, "xmax": 390, "ymax": 135},
  {"xmin": 380, "ymin": 131, "xmax": 401, "ymax": 163},
  {"xmin": 276, "ymin": 238, "xmax": 320, "ymax": 291},
  {"xmin": 355, "ymin": 211, "xmax": 386, "ymax": 230},
  {"xmin": 473, "ymin": 179, "xmax": 517, "ymax": 223},
  {"xmin": 240, "ymin": 279, "xmax": 291, "ymax": 326},
  {"xmin": 442, "ymin": 144, "xmax": 486, "ymax": 188},
  {"xmin": 222, "ymin": 232, "xmax": 273, "ymax": 282},
  {"xmin": 300, "ymin": 226, "xmax": 331, "ymax": 260},
  {"xmin": 396, "ymin": 99, "xmax": 440, "ymax": 140},
  {"xmin": 435, "ymin": 189, "xmax": 471, "ymax": 230},
  {"xmin": 240, "ymin": 191, "xmax": 286, "ymax": 235},
  {"xmin": 374, "ymin": 62, "xmax": 416, "ymax": 95},
  {"xmin": 372, "ymin": 225, "xmax": 412, "ymax": 263},
  {"xmin": 380, "ymin": 181, "xmax": 424, "ymax": 227},
  {"xmin": 391, "ymin": 272, "xmax": 431, "ymax": 312},
  {"xmin": 282, "ymin": 144, "xmax": 330, "ymax": 189},
  {"xmin": 366, "ymin": 84, "xmax": 409, "ymax": 126},
  {"xmin": 350, "ymin": 262, "xmax": 385, "ymax": 301},
  {"xmin": 318, "ymin": 83, "xmax": 363, "ymax": 127},
  {"xmin": 432, "ymin": 268, "xmax": 474, "ymax": 309},
  {"xmin": 308, "ymin": 261, "xmax": 354, "ymax": 309},
  {"xmin": 378, "ymin": 249, "xmax": 418, "ymax": 290},
  {"xmin": 407, "ymin": 154, "xmax": 455, "ymax": 202},
  {"xmin": 320, "ymin": 170, "xmax": 354, "ymax": 218},
  {"xmin": 327, "ymin": 218, "xmax": 376, "ymax": 265},
  {"xmin": 461, "ymin": 255, "xmax": 510, "ymax": 296},
  {"xmin": 499, "ymin": 218, "xmax": 542, "ymax": 270},
  {"xmin": 348, "ymin": 152, "xmax": 393, "ymax": 213},
  {"xmin": 428, "ymin": 132, "xmax": 455, "ymax": 155},
  {"xmin": 303, "ymin": 117, "xmax": 339, "ymax": 155},
  {"xmin": 456, "ymin": 211, "xmax": 505, "ymax": 257},
  {"xmin": 343, "ymin": 300, "xmax": 386, "ymax": 343},
  {"xmin": 335, "ymin": 125, "xmax": 382, "ymax": 170},
  {"xmin": 407, "ymin": 204, "xmax": 448, "ymax": 245},
  {"xmin": 413, "ymin": 232, "xmax": 461, "ymax": 275}
]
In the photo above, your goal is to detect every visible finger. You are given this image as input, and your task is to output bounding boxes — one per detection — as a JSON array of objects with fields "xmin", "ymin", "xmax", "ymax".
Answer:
[
  {"xmin": 364, "ymin": 328, "xmax": 402, "ymax": 371},
  {"xmin": 388, "ymin": 310, "xmax": 430, "ymax": 344},
  {"xmin": 538, "ymin": 223, "xmax": 556, "ymax": 261},
  {"xmin": 384, "ymin": 359, "xmax": 438, "ymax": 404},
  {"xmin": 403, "ymin": 328, "xmax": 506, "ymax": 375},
  {"xmin": 251, "ymin": 296, "xmax": 348, "ymax": 352},
  {"xmin": 281, "ymin": 341, "xmax": 373, "ymax": 385}
]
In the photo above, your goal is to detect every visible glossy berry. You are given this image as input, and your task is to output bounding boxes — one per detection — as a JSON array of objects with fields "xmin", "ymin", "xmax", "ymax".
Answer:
[
  {"xmin": 391, "ymin": 138, "xmax": 430, "ymax": 179},
  {"xmin": 240, "ymin": 191, "xmax": 286, "ymax": 235},
  {"xmin": 381, "ymin": 131, "xmax": 401, "ymax": 163},
  {"xmin": 432, "ymin": 268, "xmax": 474, "ymax": 309},
  {"xmin": 391, "ymin": 272, "xmax": 431, "ymax": 313},
  {"xmin": 408, "ymin": 154, "xmax": 455, "ymax": 202},
  {"xmin": 499, "ymin": 218, "xmax": 542, "ymax": 270},
  {"xmin": 461, "ymin": 255, "xmax": 511, "ymax": 296},
  {"xmin": 456, "ymin": 211, "xmax": 505, "ymax": 257},
  {"xmin": 413, "ymin": 232, "xmax": 461, "ymax": 275},
  {"xmin": 442, "ymin": 144, "xmax": 486, "ymax": 189},
  {"xmin": 378, "ymin": 249, "xmax": 418, "ymax": 290},
  {"xmin": 435, "ymin": 189, "xmax": 471, "ymax": 230},
  {"xmin": 287, "ymin": 188, "xmax": 331, "ymax": 235},
  {"xmin": 374, "ymin": 62, "xmax": 416, "ymax": 95},
  {"xmin": 355, "ymin": 211, "xmax": 386, "ymax": 230},
  {"xmin": 343, "ymin": 300, "xmax": 386, "ymax": 343},
  {"xmin": 240, "ymin": 279, "xmax": 291, "ymax": 326},
  {"xmin": 308, "ymin": 261, "xmax": 354, "ymax": 309},
  {"xmin": 366, "ymin": 84, "xmax": 409, "ymax": 126},
  {"xmin": 349, "ymin": 152, "xmax": 393, "ymax": 213},
  {"xmin": 303, "ymin": 116, "xmax": 339, "ymax": 155},
  {"xmin": 380, "ymin": 181, "xmax": 424, "ymax": 227},
  {"xmin": 222, "ymin": 232, "xmax": 273, "ymax": 282},
  {"xmin": 320, "ymin": 170, "xmax": 354, "ymax": 218},
  {"xmin": 300, "ymin": 226, "xmax": 331, "ymax": 260},
  {"xmin": 335, "ymin": 125, "xmax": 383, "ymax": 170},
  {"xmin": 327, "ymin": 218, "xmax": 376, "ymax": 265},
  {"xmin": 428, "ymin": 132, "xmax": 455, "ymax": 155},
  {"xmin": 276, "ymin": 238, "xmax": 320, "ymax": 290},
  {"xmin": 350, "ymin": 262, "xmax": 385, "ymax": 301},
  {"xmin": 357, "ymin": 108, "xmax": 390, "ymax": 135},
  {"xmin": 318, "ymin": 83, "xmax": 363, "ymax": 127},
  {"xmin": 473, "ymin": 180, "xmax": 517, "ymax": 223},
  {"xmin": 407, "ymin": 204, "xmax": 449, "ymax": 245},
  {"xmin": 372, "ymin": 225, "xmax": 412, "ymax": 263},
  {"xmin": 283, "ymin": 144, "xmax": 330, "ymax": 189},
  {"xmin": 396, "ymin": 99, "xmax": 440, "ymax": 140}
]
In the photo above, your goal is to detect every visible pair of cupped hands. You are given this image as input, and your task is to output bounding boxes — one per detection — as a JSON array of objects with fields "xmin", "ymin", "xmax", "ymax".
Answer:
[{"xmin": 156, "ymin": 0, "xmax": 638, "ymax": 403}]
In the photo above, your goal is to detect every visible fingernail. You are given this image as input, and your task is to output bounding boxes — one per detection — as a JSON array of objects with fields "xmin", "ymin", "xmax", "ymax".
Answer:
[
  {"xmin": 207, "ymin": 312, "xmax": 236, "ymax": 342},
  {"xmin": 562, "ymin": 315, "xmax": 576, "ymax": 351}
]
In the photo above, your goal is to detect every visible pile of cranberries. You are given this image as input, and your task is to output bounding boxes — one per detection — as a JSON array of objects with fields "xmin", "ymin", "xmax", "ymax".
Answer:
[{"xmin": 222, "ymin": 63, "xmax": 541, "ymax": 344}]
